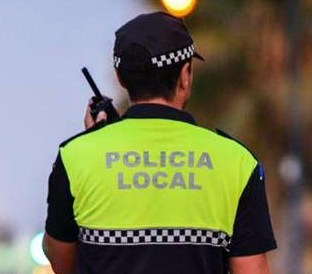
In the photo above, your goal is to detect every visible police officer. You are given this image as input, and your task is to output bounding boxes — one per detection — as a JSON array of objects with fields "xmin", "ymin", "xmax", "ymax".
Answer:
[{"xmin": 44, "ymin": 12, "xmax": 277, "ymax": 274}]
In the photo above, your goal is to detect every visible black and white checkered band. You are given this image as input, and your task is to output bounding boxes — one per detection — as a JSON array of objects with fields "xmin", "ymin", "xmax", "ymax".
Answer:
[
  {"xmin": 151, "ymin": 44, "xmax": 195, "ymax": 68},
  {"xmin": 79, "ymin": 227, "xmax": 231, "ymax": 251},
  {"xmin": 113, "ymin": 44, "xmax": 195, "ymax": 69}
]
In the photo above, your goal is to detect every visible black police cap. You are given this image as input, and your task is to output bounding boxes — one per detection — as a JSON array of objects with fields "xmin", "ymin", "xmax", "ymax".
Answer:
[{"xmin": 113, "ymin": 12, "xmax": 204, "ymax": 70}]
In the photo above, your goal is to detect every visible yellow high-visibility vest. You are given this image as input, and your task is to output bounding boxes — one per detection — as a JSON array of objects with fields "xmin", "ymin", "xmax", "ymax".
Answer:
[{"xmin": 60, "ymin": 118, "xmax": 257, "ymax": 240}]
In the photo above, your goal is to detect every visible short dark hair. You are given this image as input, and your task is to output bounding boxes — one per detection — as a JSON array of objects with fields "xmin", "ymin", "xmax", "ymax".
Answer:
[{"xmin": 118, "ymin": 44, "xmax": 191, "ymax": 102}]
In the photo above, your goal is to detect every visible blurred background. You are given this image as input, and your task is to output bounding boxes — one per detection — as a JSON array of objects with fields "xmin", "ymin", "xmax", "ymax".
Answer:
[{"xmin": 0, "ymin": 0, "xmax": 311, "ymax": 273}]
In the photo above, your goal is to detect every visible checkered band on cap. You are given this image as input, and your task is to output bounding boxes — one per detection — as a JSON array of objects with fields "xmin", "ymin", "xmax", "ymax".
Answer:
[
  {"xmin": 79, "ymin": 227, "xmax": 231, "ymax": 251},
  {"xmin": 113, "ymin": 44, "xmax": 195, "ymax": 69},
  {"xmin": 151, "ymin": 44, "xmax": 195, "ymax": 68}
]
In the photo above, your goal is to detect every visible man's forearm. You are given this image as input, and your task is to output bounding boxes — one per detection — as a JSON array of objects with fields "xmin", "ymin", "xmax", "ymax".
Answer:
[
  {"xmin": 229, "ymin": 253, "xmax": 272, "ymax": 274},
  {"xmin": 43, "ymin": 233, "xmax": 77, "ymax": 274}
]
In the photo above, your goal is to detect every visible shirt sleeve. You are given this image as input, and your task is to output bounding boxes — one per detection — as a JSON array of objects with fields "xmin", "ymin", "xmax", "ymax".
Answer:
[
  {"xmin": 228, "ymin": 164, "xmax": 277, "ymax": 257},
  {"xmin": 45, "ymin": 152, "xmax": 79, "ymax": 242}
]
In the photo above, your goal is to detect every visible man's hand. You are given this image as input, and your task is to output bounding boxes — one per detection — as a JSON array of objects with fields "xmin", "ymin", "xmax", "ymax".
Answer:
[{"xmin": 84, "ymin": 99, "xmax": 107, "ymax": 129}]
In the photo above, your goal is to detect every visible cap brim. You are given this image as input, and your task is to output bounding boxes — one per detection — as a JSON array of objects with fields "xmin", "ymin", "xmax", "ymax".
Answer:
[{"xmin": 193, "ymin": 52, "xmax": 205, "ymax": 61}]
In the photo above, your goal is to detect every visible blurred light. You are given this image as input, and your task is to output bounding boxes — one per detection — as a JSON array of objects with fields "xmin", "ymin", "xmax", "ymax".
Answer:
[
  {"xmin": 30, "ymin": 232, "xmax": 49, "ymax": 266},
  {"xmin": 33, "ymin": 265, "xmax": 54, "ymax": 274},
  {"xmin": 161, "ymin": 0, "xmax": 198, "ymax": 17},
  {"xmin": 279, "ymin": 154, "xmax": 303, "ymax": 185}
]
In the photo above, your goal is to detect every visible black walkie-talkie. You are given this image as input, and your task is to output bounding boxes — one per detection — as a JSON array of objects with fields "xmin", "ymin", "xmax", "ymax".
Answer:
[{"xmin": 81, "ymin": 67, "xmax": 120, "ymax": 124}]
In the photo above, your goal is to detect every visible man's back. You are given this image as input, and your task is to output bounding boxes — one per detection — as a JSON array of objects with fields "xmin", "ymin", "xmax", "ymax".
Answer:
[
  {"xmin": 62, "ymin": 114, "xmax": 256, "ymax": 234},
  {"xmin": 45, "ymin": 104, "xmax": 275, "ymax": 274}
]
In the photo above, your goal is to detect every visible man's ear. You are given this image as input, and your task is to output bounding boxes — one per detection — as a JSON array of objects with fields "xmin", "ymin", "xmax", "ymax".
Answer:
[
  {"xmin": 116, "ymin": 70, "xmax": 126, "ymax": 89},
  {"xmin": 179, "ymin": 62, "xmax": 193, "ymax": 92}
]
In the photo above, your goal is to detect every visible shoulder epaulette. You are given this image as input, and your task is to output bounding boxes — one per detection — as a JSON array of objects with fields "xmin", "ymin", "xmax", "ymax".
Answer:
[
  {"xmin": 60, "ymin": 120, "xmax": 107, "ymax": 148},
  {"xmin": 215, "ymin": 129, "xmax": 258, "ymax": 161}
]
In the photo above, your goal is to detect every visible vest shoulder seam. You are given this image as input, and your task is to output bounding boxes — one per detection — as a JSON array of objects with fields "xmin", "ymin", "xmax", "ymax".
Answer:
[
  {"xmin": 183, "ymin": 124, "xmax": 258, "ymax": 160},
  {"xmin": 59, "ymin": 121, "xmax": 107, "ymax": 148},
  {"xmin": 215, "ymin": 129, "xmax": 258, "ymax": 161}
]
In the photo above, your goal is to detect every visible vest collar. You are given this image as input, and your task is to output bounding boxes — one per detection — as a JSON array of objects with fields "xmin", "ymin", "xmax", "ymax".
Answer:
[{"xmin": 122, "ymin": 103, "xmax": 196, "ymax": 125}]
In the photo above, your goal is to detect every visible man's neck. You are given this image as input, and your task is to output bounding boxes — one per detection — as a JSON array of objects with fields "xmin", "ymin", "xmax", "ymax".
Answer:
[{"xmin": 131, "ymin": 98, "xmax": 183, "ymax": 110}]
